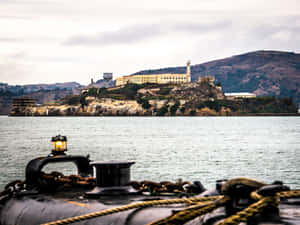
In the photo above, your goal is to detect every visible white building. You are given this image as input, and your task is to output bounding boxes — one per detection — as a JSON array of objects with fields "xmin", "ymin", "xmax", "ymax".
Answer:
[{"xmin": 224, "ymin": 92, "xmax": 256, "ymax": 100}]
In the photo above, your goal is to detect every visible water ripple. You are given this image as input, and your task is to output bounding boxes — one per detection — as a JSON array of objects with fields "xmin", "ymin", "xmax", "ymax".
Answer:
[{"xmin": 0, "ymin": 116, "xmax": 299, "ymax": 190}]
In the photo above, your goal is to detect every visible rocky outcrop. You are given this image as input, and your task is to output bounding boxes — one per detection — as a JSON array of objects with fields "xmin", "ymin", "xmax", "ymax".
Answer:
[
  {"xmin": 136, "ymin": 81, "xmax": 224, "ymax": 100},
  {"xmin": 11, "ymin": 98, "xmax": 146, "ymax": 116},
  {"xmin": 170, "ymin": 82, "xmax": 224, "ymax": 100},
  {"xmin": 11, "ymin": 98, "xmax": 219, "ymax": 116}
]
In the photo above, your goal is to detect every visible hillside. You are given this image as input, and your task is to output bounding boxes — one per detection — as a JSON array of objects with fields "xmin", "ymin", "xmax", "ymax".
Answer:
[
  {"xmin": 133, "ymin": 51, "xmax": 300, "ymax": 103},
  {"xmin": 0, "ymin": 82, "xmax": 82, "ymax": 115},
  {"xmin": 0, "ymin": 78, "xmax": 115, "ymax": 115}
]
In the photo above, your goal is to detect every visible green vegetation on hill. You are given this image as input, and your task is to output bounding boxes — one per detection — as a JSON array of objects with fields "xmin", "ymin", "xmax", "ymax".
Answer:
[
  {"xmin": 86, "ymin": 83, "xmax": 172, "ymax": 100},
  {"xmin": 187, "ymin": 96, "xmax": 296, "ymax": 114},
  {"xmin": 63, "ymin": 95, "xmax": 81, "ymax": 105},
  {"xmin": 137, "ymin": 97, "xmax": 151, "ymax": 109}
]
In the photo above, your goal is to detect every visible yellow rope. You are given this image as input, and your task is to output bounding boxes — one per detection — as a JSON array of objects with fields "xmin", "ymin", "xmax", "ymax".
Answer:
[
  {"xmin": 217, "ymin": 196, "xmax": 278, "ymax": 225},
  {"xmin": 41, "ymin": 196, "xmax": 221, "ymax": 225},
  {"xmin": 218, "ymin": 188, "xmax": 300, "ymax": 225},
  {"xmin": 221, "ymin": 177, "xmax": 266, "ymax": 194},
  {"xmin": 251, "ymin": 189, "xmax": 300, "ymax": 201},
  {"xmin": 278, "ymin": 190, "xmax": 300, "ymax": 198},
  {"xmin": 148, "ymin": 196, "xmax": 230, "ymax": 225},
  {"xmin": 250, "ymin": 191, "xmax": 262, "ymax": 200}
]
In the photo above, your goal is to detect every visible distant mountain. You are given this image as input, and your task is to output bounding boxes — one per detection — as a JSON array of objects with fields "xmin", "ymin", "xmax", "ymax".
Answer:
[
  {"xmin": 0, "ymin": 79, "xmax": 118, "ymax": 115},
  {"xmin": 133, "ymin": 51, "xmax": 300, "ymax": 103},
  {"xmin": 0, "ymin": 82, "xmax": 82, "ymax": 115},
  {"xmin": 0, "ymin": 81, "xmax": 82, "ymax": 94}
]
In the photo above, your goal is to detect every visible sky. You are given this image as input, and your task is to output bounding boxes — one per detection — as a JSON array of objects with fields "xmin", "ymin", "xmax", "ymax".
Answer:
[{"xmin": 1, "ymin": 0, "xmax": 300, "ymax": 85}]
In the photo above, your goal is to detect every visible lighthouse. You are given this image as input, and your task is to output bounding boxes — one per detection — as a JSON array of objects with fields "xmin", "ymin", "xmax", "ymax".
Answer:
[{"xmin": 186, "ymin": 60, "xmax": 191, "ymax": 82}]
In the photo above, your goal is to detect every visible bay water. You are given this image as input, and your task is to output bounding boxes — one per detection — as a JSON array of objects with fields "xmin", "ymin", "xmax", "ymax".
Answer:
[{"xmin": 0, "ymin": 116, "xmax": 299, "ymax": 190}]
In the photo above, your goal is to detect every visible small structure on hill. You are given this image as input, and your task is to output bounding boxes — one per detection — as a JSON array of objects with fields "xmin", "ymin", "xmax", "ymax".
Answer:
[
  {"xmin": 103, "ymin": 73, "xmax": 113, "ymax": 81},
  {"xmin": 12, "ymin": 97, "xmax": 36, "ymax": 108},
  {"xmin": 81, "ymin": 73, "xmax": 114, "ymax": 93},
  {"xmin": 198, "ymin": 76, "xmax": 215, "ymax": 84},
  {"xmin": 91, "ymin": 79, "xmax": 94, "ymax": 88},
  {"xmin": 116, "ymin": 61, "xmax": 191, "ymax": 86},
  {"xmin": 10, "ymin": 97, "xmax": 36, "ymax": 116}
]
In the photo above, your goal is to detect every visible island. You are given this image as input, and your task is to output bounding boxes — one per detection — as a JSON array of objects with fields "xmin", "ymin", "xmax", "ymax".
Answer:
[{"xmin": 10, "ymin": 77, "xmax": 297, "ymax": 116}]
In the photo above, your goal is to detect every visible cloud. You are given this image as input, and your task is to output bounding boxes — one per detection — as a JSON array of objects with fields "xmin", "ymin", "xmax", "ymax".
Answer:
[
  {"xmin": 64, "ymin": 24, "xmax": 163, "ymax": 46},
  {"xmin": 0, "ymin": 15, "xmax": 31, "ymax": 20},
  {"xmin": 0, "ymin": 38, "xmax": 19, "ymax": 42},
  {"xmin": 175, "ymin": 21, "xmax": 232, "ymax": 33},
  {"xmin": 1, "ymin": 0, "xmax": 300, "ymax": 85},
  {"xmin": 0, "ymin": 36, "xmax": 59, "ymax": 43},
  {"xmin": 64, "ymin": 21, "xmax": 231, "ymax": 46},
  {"xmin": 0, "ymin": 61, "xmax": 31, "ymax": 84},
  {"xmin": 245, "ymin": 21, "xmax": 300, "ymax": 44}
]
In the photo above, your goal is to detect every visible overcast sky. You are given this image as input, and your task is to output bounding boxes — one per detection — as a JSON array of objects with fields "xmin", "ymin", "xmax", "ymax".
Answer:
[{"xmin": 1, "ymin": 0, "xmax": 300, "ymax": 85}]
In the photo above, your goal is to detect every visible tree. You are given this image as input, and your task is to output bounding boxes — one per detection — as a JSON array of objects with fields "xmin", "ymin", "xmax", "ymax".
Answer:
[
  {"xmin": 215, "ymin": 81, "xmax": 222, "ymax": 87},
  {"xmin": 66, "ymin": 95, "xmax": 81, "ymax": 105},
  {"xmin": 137, "ymin": 96, "xmax": 152, "ymax": 109},
  {"xmin": 88, "ymin": 88, "xmax": 98, "ymax": 97},
  {"xmin": 98, "ymin": 88, "xmax": 108, "ymax": 98},
  {"xmin": 157, "ymin": 105, "xmax": 168, "ymax": 116},
  {"xmin": 170, "ymin": 101, "xmax": 180, "ymax": 115},
  {"xmin": 190, "ymin": 110, "xmax": 196, "ymax": 116},
  {"xmin": 180, "ymin": 107, "xmax": 185, "ymax": 113},
  {"xmin": 142, "ymin": 100, "xmax": 151, "ymax": 109}
]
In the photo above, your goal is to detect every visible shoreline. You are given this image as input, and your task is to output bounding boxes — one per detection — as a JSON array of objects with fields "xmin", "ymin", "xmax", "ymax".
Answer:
[{"xmin": 7, "ymin": 113, "xmax": 300, "ymax": 117}]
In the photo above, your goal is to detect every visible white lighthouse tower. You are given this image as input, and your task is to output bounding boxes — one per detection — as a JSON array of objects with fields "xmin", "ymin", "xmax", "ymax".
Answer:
[{"xmin": 186, "ymin": 60, "xmax": 191, "ymax": 82}]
